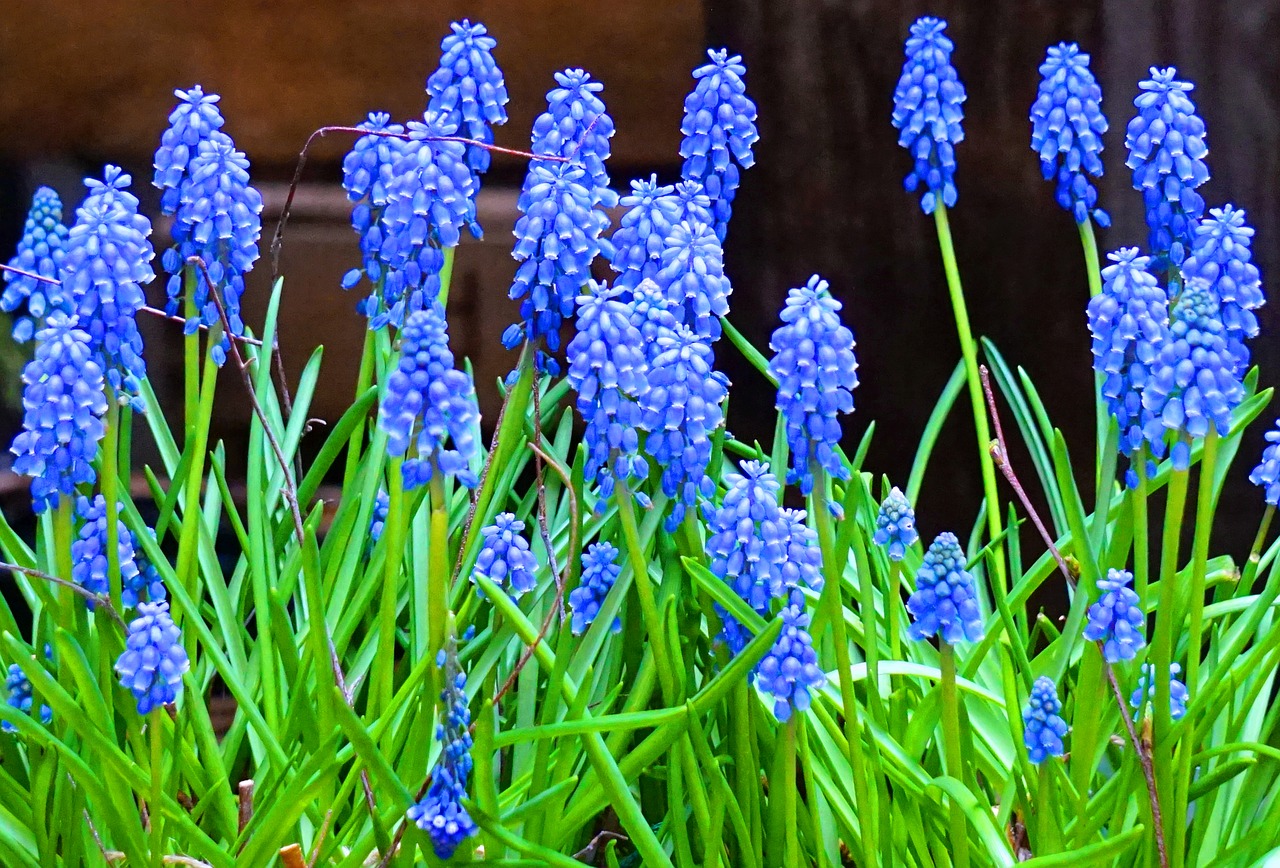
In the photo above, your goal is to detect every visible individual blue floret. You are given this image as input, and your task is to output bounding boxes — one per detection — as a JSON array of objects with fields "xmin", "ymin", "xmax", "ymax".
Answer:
[
  {"xmin": 2, "ymin": 186, "xmax": 70, "ymax": 342},
  {"xmin": 2, "ymin": 650, "xmax": 52, "ymax": 733},
  {"xmin": 907, "ymin": 532, "xmax": 984, "ymax": 644},
  {"xmin": 755, "ymin": 592, "xmax": 825, "ymax": 722},
  {"xmin": 892, "ymin": 17, "xmax": 966, "ymax": 214},
  {"xmin": 71, "ymin": 495, "xmax": 166, "ymax": 610},
  {"xmin": 153, "ymin": 85, "xmax": 227, "ymax": 215},
  {"xmin": 115, "ymin": 601, "xmax": 189, "ymax": 715},
  {"xmin": 471, "ymin": 513, "xmax": 539, "ymax": 599},
  {"xmin": 570, "ymin": 542, "xmax": 623, "ymax": 635},
  {"xmin": 1131, "ymin": 662, "xmax": 1189, "ymax": 721},
  {"xmin": 425, "ymin": 19, "xmax": 510, "ymax": 173},
  {"xmin": 1030, "ymin": 42, "xmax": 1109, "ymax": 226},
  {"xmin": 769, "ymin": 275, "xmax": 858, "ymax": 500},
  {"xmin": 378, "ymin": 304, "xmax": 480, "ymax": 490},
  {"xmin": 1180, "ymin": 205, "xmax": 1264, "ymax": 377},
  {"xmin": 1249, "ymin": 419, "xmax": 1280, "ymax": 506},
  {"xmin": 679, "ymin": 49, "xmax": 758, "ymax": 240},
  {"xmin": 1023, "ymin": 676, "xmax": 1069, "ymax": 763},
  {"xmin": 873, "ymin": 486, "xmax": 918, "ymax": 561},
  {"xmin": 369, "ymin": 488, "xmax": 390, "ymax": 543},
  {"xmin": 1084, "ymin": 568, "xmax": 1146, "ymax": 663}
]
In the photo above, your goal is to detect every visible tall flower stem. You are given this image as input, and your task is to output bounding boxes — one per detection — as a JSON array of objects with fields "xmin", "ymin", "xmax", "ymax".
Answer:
[
  {"xmin": 933, "ymin": 205, "xmax": 1006, "ymax": 596},
  {"xmin": 101, "ymin": 400, "xmax": 123, "ymax": 611},
  {"xmin": 175, "ymin": 330, "xmax": 219, "ymax": 618},
  {"xmin": 342, "ymin": 326, "xmax": 377, "ymax": 492},
  {"xmin": 1237, "ymin": 504, "xmax": 1274, "ymax": 599},
  {"xmin": 149, "ymin": 709, "xmax": 164, "ymax": 868},
  {"xmin": 427, "ymin": 473, "xmax": 450, "ymax": 672},
  {"xmin": 1078, "ymin": 219, "xmax": 1104, "ymax": 298},
  {"xmin": 1152, "ymin": 464, "xmax": 1190, "ymax": 858},
  {"xmin": 377, "ymin": 458, "xmax": 405, "ymax": 717},
  {"xmin": 615, "ymin": 481, "xmax": 676, "ymax": 703},
  {"xmin": 1134, "ymin": 456, "xmax": 1152, "ymax": 605},
  {"xmin": 939, "ymin": 641, "xmax": 971, "ymax": 868}
]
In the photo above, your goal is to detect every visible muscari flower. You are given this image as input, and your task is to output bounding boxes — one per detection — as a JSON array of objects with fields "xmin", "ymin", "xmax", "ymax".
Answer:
[
  {"xmin": 162, "ymin": 135, "xmax": 264, "ymax": 365},
  {"xmin": 378, "ymin": 304, "xmax": 480, "ymax": 490},
  {"xmin": 153, "ymin": 85, "xmax": 226, "ymax": 215},
  {"xmin": 570, "ymin": 542, "xmax": 622, "ymax": 635},
  {"xmin": 72, "ymin": 495, "xmax": 166, "ymax": 609},
  {"xmin": 341, "ymin": 113, "xmax": 410, "ymax": 316},
  {"xmin": 471, "ymin": 513, "xmax": 538, "ymax": 599},
  {"xmin": 756, "ymin": 591, "xmax": 825, "ymax": 722},
  {"xmin": 907, "ymin": 531, "xmax": 984, "ymax": 644},
  {"xmin": 873, "ymin": 486, "xmax": 918, "ymax": 561},
  {"xmin": 1087, "ymin": 248, "xmax": 1169, "ymax": 477},
  {"xmin": 1131, "ymin": 662, "xmax": 1188, "ymax": 721},
  {"xmin": 1125, "ymin": 67, "xmax": 1209, "ymax": 266},
  {"xmin": 1023, "ymin": 676, "xmax": 1069, "ymax": 763},
  {"xmin": 1030, "ymin": 42, "xmax": 1109, "ymax": 226},
  {"xmin": 407, "ymin": 637, "xmax": 477, "ymax": 859},
  {"xmin": 639, "ymin": 323, "xmax": 729, "ymax": 530},
  {"xmin": 426, "ymin": 19, "xmax": 510, "ymax": 173},
  {"xmin": 530, "ymin": 69, "xmax": 616, "ymax": 202},
  {"xmin": 2, "ymin": 186, "xmax": 70, "ymax": 342},
  {"xmin": 1249, "ymin": 419, "xmax": 1280, "ymax": 506},
  {"xmin": 566, "ymin": 281, "xmax": 649, "ymax": 505},
  {"xmin": 628, "ymin": 277, "xmax": 682, "ymax": 346},
  {"xmin": 9, "ymin": 313, "xmax": 108, "ymax": 513},
  {"xmin": 369, "ymin": 488, "xmax": 390, "ymax": 543},
  {"xmin": 61, "ymin": 166, "xmax": 155, "ymax": 410},
  {"xmin": 3, "ymin": 650, "xmax": 52, "ymax": 733},
  {"xmin": 769, "ymin": 275, "xmax": 858, "ymax": 501},
  {"xmin": 654, "ymin": 219, "xmax": 732, "ymax": 339},
  {"xmin": 892, "ymin": 16, "xmax": 966, "ymax": 214},
  {"xmin": 115, "ymin": 601, "xmax": 189, "ymax": 716},
  {"xmin": 609, "ymin": 177, "xmax": 714, "ymax": 292},
  {"xmin": 679, "ymin": 49, "xmax": 758, "ymax": 240},
  {"xmin": 1141, "ymin": 276, "xmax": 1243, "ymax": 470},
  {"xmin": 1084, "ymin": 568, "xmax": 1146, "ymax": 663},
  {"xmin": 1180, "ymin": 205, "xmax": 1264, "ymax": 377}
]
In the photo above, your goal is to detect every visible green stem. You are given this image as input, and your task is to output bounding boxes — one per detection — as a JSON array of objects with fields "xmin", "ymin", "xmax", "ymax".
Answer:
[
  {"xmin": 1238, "ymin": 504, "xmax": 1274, "ymax": 599},
  {"xmin": 183, "ymin": 269, "xmax": 199, "ymax": 429},
  {"xmin": 1134, "ymin": 455, "xmax": 1151, "ymax": 606},
  {"xmin": 342, "ymin": 327, "xmax": 377, "ymax": 493},
  {"xmin": 615, "ymin": 482, "xmax": 677, "ymax": 702},
  {"xmin": 940, "ymin": 642, "xmax": 971, "ymax": 868},
  {"xmin": 378, "ymin": 459, "xmax": 405, "ymax": 716},
  {"xmin": 781, "ymin": 718, "xmax": 799, "ymax": 868},
  {"xmin": 1152, "ymin": 465, "xmax": 1190, "ymax": 858},
  {"xmin": 1078, "ymin": 218, "xmax": 1104, "ymax": 298},
  {"xmin": 933, "ymin": 205, "xmax": 1006, "ymax": 596},
  {"xmin": 101, "ymin": 400, "xmax": 123, "ymax": 611},
  {"xmin": 732, "ymin": 680, "xmax": 762, "ymax": 865},
  {"xmin": 427, "ymin": 473, "xmax": 449, "ymax": 670},
  {"xmin": 175, "ymin": 338, "xmax": 219, "ymax": 616},
  {"xmin": 149, "ymin": 710, "xmax": 164, "ymax": 868}
]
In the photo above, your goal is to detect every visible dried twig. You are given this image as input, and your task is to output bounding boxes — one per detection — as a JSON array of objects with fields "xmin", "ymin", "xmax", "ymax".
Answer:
[
  {"xmin": 278, "ymin": 843, "xmax": 306, "ymax": 868},
  {"xmin": 306, "ymin": 809, "xmax": 335, "ymax": 868},
  {"xmin": 573, "ymin": 830, "xmax": 628, "ymax": 861},
  {"xmin": 0, "ymin": 560, "xmax": 127, "ymax": 629},
  {"xmin": 237, "ymin": 779, "xmax": 254, "ymax": 837}
]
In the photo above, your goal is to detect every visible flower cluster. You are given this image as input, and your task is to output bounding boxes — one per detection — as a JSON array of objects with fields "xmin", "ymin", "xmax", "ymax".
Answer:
[
  {"xmin": 639, "ymin": 324, "xmax": 729, "ymax": 529},
  {"xmin": 71, "ymin": 496, "xmax": 166, "ymax": 609},
  {"xmin": 2, "ymin": 186, "xmax": 69, "ymax": 342},
  {"xmin": 570, "ymin": 542, "xmax": 622, "ymax": 635},
  {"xmin": 679, "ymin": 49, "xmax": 758, "ymax": 239},
  {"xmin": 609, "ymin": 177, "xmax": 714, "ymax": 291},
  {"xmin": 425, "ymin": 19, "xmax": 509, "ymax": 173},
  {"xmin": 1249, "ymin": 419, "xmax": 1280, "ymax": 505},
  {"xmin": 654, "ymin": 220, "xmax": 732, "ymax": 339},
  {"xmin": 566, "ymin": 282, "xmax": 649, "ymax": 503},
  {"xmin": 1131, "ymin": 663, "xmax": 1189, "ymax": 721},
  {"xmin": 756, "ymin": 596, "xmax": 825, "ymax": 722},
  {"xmin": 907, "ymin": 532, "xmax": 984, "ymax": 644},
  {"xmin": 369, "ymin": 488, "xmax": 390, "ymax": 543},
  {"xmin": 1029, "ymin": 43, "xmax": 1109, "ymax": 226},
  {"xmin": 471, "ymin": 513, "xmax": 539, "ymax": 599},
  {"xmin": 341, "ymin": 113, "xmax": 410, "ymax": 317},
  {"xmin": 530, "ymin": 69, "xmax": 616, "ymax": 197},
  {"xmin": 1084, "ymin": 569, "xmax": 1146, "ymax": 663},
  {"xmin": 873, "ymin": 487, "xmax": 918, "ymax": 561},
  {"xmin": 1180, "ymin": 205, "xmax": 1264, "ymax": 377},
  {"xmin": 892, "ymin": 16, "xmax": 966, "ymax": 214},
  {"xmin": 407, "ymin": 638, "xmax": 477, "ymax": 859},
  {"xmin": 769, "ymin": 275, "xmax": 858, "ymax": 500},
  {"xmin": 628, "ymin": 278, "xmax": 681, "ymax": 344},
  {"xmin": 61, "ymin": 167, "xmax": 154, "ymax": 408},
  {"xmin": 1023, "ymin": 676, "xmax": 1069, "ymax": 763},
  {"xmin": 3, "ymin": 657, "xmax": 51, "ymax": 733},
  {"xmin": 9, "ymin": 313, "xmax": 108, "ymax": 513},
  {"xmin": 378, "ymin": 304, "xmax": 480, "ymax": 490},
  {"xmin": 153, "ymin": 85, "xmax": 226, "ymax": 214},
  {"xmin": 1125, "ymin": 67, "xmax": 1209, "ymax": 265},
  {"xmin": 115, "ymin": 601, "xmax": 189, "ymax": 716}
]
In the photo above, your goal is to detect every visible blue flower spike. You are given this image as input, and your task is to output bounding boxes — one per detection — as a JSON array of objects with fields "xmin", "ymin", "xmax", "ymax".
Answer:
[
  {"xmin": 426, "ymin": 19, "xmax": 510, "ymax": 173},
  {"xmin": 72, "ymin": 495, "xmax": 167, "ymax": 609},
  {"xmin": 115, "ymin": 601, "xmax": 190, "ymax": 716},
  {"xmin": 2, "ymin": 186, "xmax": 70, "ymax": 342},
  {"xmin": 1131, "ymin": 662, "xmax": 1189, "ymax": 721},
  {"xmin": 3, "ymin": 651, "xmax": 53, "ymax": 733},
  {"xmin": 1023, "ymin": 676, "xmax": 1069, "ymax": 763},
  {"xmin": 679, "ymin": 49, "xmax": 758, "ymax": 240},
  {"xmin": 341, "ymin": 113, "xmax": 409, "ymax": 314},
  {"xmin": 756, "ymin": 593, "xmax": 825, "ymax": 723},
  {"xmin": 570, "ymin": 542, "xmax": 623, "ymax": 635},
  {"xmin": 873, "ymin": 487, "xmax": 919, "ymax": 561},
  {"xmin": 907, "ymin": 532, "xmax": 984, "ymax": 644},
  {"xmin": 609, "ymin": 177, "xmax": 714, "ymax": 291},
  {"xmin": 1030, "ymin": 42, "xmax": 1109, "ymax": 226},
  {"xmin": 1249, "ymin": 419, "xmax": 1280, "ymax": 506},
  {"xmin": 1180, "ymin": 205, "xmax": 1265, "ymax": 377},
  {"xmin": 1084, "ymin": 568, "xmax": 1146, "ymax": 663},
  {"xmin": 892, "ymin": 17, "xmax": 966, "ymax": 214},
  {"xmin": 153, "ymin": 85, "xmax": 227, "ymax": 215},
  {"xmin": 471, "ymin": 513, "xmax": 539, "ymax": 600}
]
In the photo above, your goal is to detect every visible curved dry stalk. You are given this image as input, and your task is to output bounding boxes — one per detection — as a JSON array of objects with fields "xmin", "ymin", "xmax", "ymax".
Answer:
[{"xmin": 0, "ymin": 560, "xmax": 127, "ymax": 630}]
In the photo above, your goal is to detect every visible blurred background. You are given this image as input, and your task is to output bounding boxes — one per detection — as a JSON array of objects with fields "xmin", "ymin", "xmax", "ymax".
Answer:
[{"xmin": 0, "ymin": 0, "xmax": 1277, "ymax": 554}]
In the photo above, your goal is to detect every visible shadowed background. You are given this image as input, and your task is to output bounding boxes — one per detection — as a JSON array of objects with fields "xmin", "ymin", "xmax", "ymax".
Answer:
[{"xmin": 0, "ymin": 0, "xmax": 1277, "ymax": 558}]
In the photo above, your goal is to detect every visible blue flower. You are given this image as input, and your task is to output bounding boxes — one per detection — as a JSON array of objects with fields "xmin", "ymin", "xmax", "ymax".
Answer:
[
  {"xmin": 530, "ymin": 69, "xmax": 616, "ymax": 205},
  {"xmin": 3, "ymin": 653, "xmax": 52, "ymax": 733},
  {"xmin": 9, "ymin": 313, "xmax": 109, "ymax": 513},
  {"xmin": 2, "ymin": 187, "xmax": 70, "ymax": 342},
  {"xmin": 769, "ymin": 275, "xmax": 858, "ymax": 499},
  {"xmin": 1030, "ymin": 43, "xmax": 1109, "ymax": 227},
  {"xmin": 570, "ymin": 542, "xmax": 622, "ymax": 635},
  {"xmin": 407, "ymin": 637, "xmax": 477, "ymax": 860},
  {"xmin": 777, "ymin": 507, "xmax": 824, "ymax": 597},
  {"xmin": 1083, "ymin": 568, "xmax": 1146, "ymax": 663},
  {"xmin": 1125, "ymin": 68, "xmax": 1209, "ymax": 266},
  {"xmin": 1023, "ymin": 676, "xmax": 1069, "ymax": 763},
  {"xmin": 679, "ymin": 49, "xmax": 758, "ymax": 240},
  {"xmin": 502, "ymin": 160, "xmax": 610, "ymax": 371},
  {"xmin": 907, "ymin": 532, "xmax": 984, "ymax": 644},
  {"xmin": 471, "ymin": 513, "xmax": 538, "ymax": 599},
  {"xmin": 1180, "ymin": 205, "xmax": 1264, "ymax": 377},
  {"xmin": 72, "ymin": 495, "xmax": 166, "ymax": 609},
  {"xmin": 341, "ymin": 113, "xmax": 410, "ymax": 315},
  {"xmin": 654, "ymin": 220, "xmax": 732, "ymax": 339},
  {"xmin": 378, "ymin": 304, "xmax": 480, "ymax": 490},
  {"xmin": 566, "ymin": 282, "xmax": 649, "ymax": 504},
  {"xmin": 370, "ymin": 488, "xmax": 390, "ymax": 542},
  {"xmin": 1087, "ymin": 248, "xmax": 1170, "ymax": 474},
  {"xmin": 1131, "ymin": 662, "xmax": 1189, "ymax": 721},
  {"xmin": 115, "ymin": 601, "xmax": 189, "ymax": 715},
  {"xmin": 162, "ymin": 135, "xmax": 264, "ymax": 365},
  {"xmin": 892, "ymin": 17, "xmax": 966, "ymax": 214},
  {"xmin": 1141, "ymin": 276, "xmax": 1243, "ymax": 470},
  {"xmin": 639, "ymin": 323, "xmax": 729, "ymax": 530},
  {"xmin": 756, "ymin": 593, "xmax": 825, "ymax": 722},
  {"xmin": 153, "ymin": 86, "xmax": 227, "ymax": 215},
  {"xmin": 628, "ymin": 278, "xmax": 682, "ymax": 345},
  {"xmin": 1249, "ymin": 419, "xmax": 1280, "ymax": 506},
  {"xmin": 426, "ymin": 19, "xmax": 510, "ymax": 173},
  {"xmin": 61, "ymin": 166, "xmax": 155, "ymax": 409},
  {"xmin": 610, "ymin": 177, "xmax": 715, "ymax": 291},
  {"xmin": 873, "ymin": 486, "xmax": 918, "ymax": 561}
]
